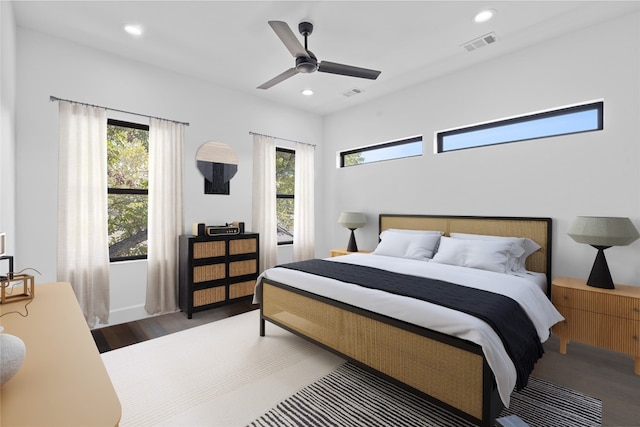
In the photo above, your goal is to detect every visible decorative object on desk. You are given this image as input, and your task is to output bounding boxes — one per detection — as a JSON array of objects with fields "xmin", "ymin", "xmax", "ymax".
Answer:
[
  {"xmin": 1, "ymin": 273, "xmax": 35, "ymax": 304},
  {"xmin": 338, "ymin": 212, "xmax": 367, "ymax": 252},
  {"xmin": 196, "ymin": 141, "xmax": 238, "ymax": 195},
  {"xmin": 0, "ymin": 326, "xmax": 26, "ymax": 386},
  {"xmin": 1, "ymin": 255, "xmax": 14, "ymax": 281},
  {"xmin": 567, "ymin": 216, "xmax": 639, "ymax": 289}
]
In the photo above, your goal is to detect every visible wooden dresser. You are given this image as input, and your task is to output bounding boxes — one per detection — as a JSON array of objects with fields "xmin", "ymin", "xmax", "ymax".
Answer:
[
  {"xmin": 551, "ymin": 276, "xmax": 640, "ymax": 375},
  {"xmin": 179, "ymin": 233, "xmax": 259, "ymax": 318}
]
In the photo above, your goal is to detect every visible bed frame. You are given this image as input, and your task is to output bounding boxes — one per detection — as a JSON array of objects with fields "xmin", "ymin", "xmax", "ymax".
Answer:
[{"xmin": 259, "ymin": 214, "xmax": 552, "ymax": 426}]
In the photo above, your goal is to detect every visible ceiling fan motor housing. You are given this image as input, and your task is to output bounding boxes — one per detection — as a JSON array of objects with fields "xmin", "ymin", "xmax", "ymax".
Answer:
[
  {"xmin": 296, "ymin": 54, "xmax": 317, "ymax": 73},
  {"xmin": 296, "ymin": 22, "xmax": 317, "ymax": 73}
]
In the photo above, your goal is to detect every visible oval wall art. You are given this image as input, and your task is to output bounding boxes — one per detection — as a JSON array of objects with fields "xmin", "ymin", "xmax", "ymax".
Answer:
[{"xmin": 196, "ymin": 141, "xmax": 238, "ymax": 195}]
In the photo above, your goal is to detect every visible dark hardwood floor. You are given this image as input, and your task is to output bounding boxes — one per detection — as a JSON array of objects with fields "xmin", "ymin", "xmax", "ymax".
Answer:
[{"xmin": 91, "ymin": 299, "xmax": 258, "ymax": 353}]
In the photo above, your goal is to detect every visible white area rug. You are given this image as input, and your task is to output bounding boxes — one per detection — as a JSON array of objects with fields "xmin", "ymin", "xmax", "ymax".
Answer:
[{"xmin": 101, "ymin": 310, "xmax": 344, "ymax": 427}]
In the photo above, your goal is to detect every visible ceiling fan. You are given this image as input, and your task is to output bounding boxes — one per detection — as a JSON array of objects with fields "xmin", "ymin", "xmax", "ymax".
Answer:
[{"xmin": 257, "ymin": 21, "xmax": 382, "ymax": 90}]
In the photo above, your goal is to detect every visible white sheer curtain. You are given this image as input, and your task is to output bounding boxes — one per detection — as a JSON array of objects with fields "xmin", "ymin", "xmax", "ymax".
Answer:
[
  {"xmin": 252, "ymin": 134, "xmax": 277, "ymax": 273},
  {"xmin": 145, "ymin": 118, "xmax": 184, "ymax": 315},
  {"xmin": 293, "ymin": 142, "xmax": 315, "ymax": 261},
  {"xmin": 57, "ymin": 101, "xmax": 110, "ymax": 328}
]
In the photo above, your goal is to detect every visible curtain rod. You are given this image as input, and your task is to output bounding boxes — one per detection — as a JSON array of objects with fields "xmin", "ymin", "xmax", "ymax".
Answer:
[
  {"xmin": 49, "ymin": 96, "xmax": 190, "ymax": 126},
  {"xmin": 249, "ymin": 131, "xmax": 315, "ymax": 147}
]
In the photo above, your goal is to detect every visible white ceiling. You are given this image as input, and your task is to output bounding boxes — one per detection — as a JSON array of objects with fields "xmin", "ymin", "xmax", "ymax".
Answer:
[{"xmin": 12, "ymin": 1, "xmax": 640, "ymax": 116}]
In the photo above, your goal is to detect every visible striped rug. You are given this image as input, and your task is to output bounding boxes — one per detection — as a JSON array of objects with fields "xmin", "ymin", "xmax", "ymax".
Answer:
[{"xmin": 248, "ymin": 363, "xmax": 601, "ymax": 427}]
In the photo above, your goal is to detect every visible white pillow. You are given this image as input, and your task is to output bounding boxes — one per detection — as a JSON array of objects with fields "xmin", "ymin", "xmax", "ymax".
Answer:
[
  {"xmin": 373, "ymin": 229, "xmax": 443, "ymax": 260},
  {"xmin": 450, "ymin": 232, "xmax": 541, "ymax": 272},
  {"xmin": 404, "ymin": 234, "xmax": 443, "ymax": 260},
  {"xmin": 431, "ymin": 237, "xmax": 516, "ymax": 273}
]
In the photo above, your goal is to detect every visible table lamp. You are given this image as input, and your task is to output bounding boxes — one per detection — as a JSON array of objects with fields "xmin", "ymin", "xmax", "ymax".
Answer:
[
  {"xmin": 338, "ymin": 212, "xmax": 367, "ymax": 252},
  {"xmin": 567, "ymin": 216, "xmax": 639, "ymax": 289}
]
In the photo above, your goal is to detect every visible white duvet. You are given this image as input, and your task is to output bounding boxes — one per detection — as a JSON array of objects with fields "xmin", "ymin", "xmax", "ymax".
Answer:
[{"xmin": 255, "ymin": 253, "xmax": 564, "ymax": 407}]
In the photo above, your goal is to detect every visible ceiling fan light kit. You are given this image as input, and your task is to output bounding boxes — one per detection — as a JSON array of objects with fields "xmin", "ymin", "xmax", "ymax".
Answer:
[{"xmin": 258, "ymin": 20, "xmax": 381, "ymax": 90}]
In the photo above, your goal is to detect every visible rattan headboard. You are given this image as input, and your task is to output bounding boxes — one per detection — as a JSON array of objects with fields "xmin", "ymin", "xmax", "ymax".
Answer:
[{"xmin": 379, "ymin": 214, "xmax": 552, "ymax": 292}]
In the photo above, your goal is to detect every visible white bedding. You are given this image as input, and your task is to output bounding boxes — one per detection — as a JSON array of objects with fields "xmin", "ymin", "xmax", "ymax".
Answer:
[{"xmin": 255, "ymin": 253, "xmax": 564, "ymax": 407}]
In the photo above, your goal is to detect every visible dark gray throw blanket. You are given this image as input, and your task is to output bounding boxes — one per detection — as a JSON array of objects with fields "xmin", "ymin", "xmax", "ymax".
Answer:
[{"xmin": 278, "ymin": 259, "xmax": 543, "ymax": 390}]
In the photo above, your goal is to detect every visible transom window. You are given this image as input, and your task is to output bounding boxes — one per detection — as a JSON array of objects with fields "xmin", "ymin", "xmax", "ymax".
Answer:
[
  {"xmin": 107, "ymin": 119, "xmax": 149, "ymax": 261},
  {"xmin": 339, "ymin": 135, "xmax": 423, "ymax": 167},
  {"xmin": 437, "ymin": 101, "xmax": 604, "ymax": 153}
]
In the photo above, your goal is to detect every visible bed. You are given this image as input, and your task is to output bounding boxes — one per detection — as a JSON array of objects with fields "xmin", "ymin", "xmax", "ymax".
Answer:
[{"xmin": 256, "ymin": 214, "xmax": 562, "ymax": 427}]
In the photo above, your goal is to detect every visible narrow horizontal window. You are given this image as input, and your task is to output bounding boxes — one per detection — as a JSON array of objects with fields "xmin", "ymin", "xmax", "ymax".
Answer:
[
  {"xmin": 437, "ymin": 101, "xmax": 603, "ymax": 153},
  {"xmin": 340, "ymin": 135, "xmax": 422, "ymax": 167}
]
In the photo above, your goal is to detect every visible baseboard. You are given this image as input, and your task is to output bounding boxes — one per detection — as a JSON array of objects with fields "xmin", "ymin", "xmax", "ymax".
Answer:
[{"xmin": 93, "ymin": 304, "xmax": 155, "ymax": 329}]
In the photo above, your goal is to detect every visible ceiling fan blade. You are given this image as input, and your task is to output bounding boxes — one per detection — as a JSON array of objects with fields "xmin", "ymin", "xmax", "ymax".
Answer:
[
  {"xmin": 257, "ymin": 67, "xmax": 299, "ymax": 90},
  {"xmin": 318, "ymin": 61, "xmax": 381, "ymax": 80},
  {"xmin": 268, "ymin": 21, "xmax": 308, "ymax": 58}
]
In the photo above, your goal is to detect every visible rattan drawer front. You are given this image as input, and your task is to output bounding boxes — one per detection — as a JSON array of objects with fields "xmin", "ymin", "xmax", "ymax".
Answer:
[
  {"xmin": 193, "ymin": 264, "xmax": 225, "ymax": 283},
  {"xmin": 193, "ymin": 286, "xmax": 226, "ymax": 307},
  {"xmin": 229, "ymin": 259, "xmax": 257, "ymax": 277},
  {"xmin": 229, "ymin": 238, "xmax": 257, "ymax": 255},
  {"xmin": 559, "ymin": 307, "xmax": 640, "ymax": 356},
  {"xmin": 553, "ymin": 287, "xmax": 640, "ymax": 320},
  {"xmin": 229, "ymin": 280, "xmax": 255, "ymax": 299},
  {"xmin": 193, "ymin": 241, "xmax": 225, "ymax": 259},
  {"xmin": 262, "ymin": 282, "xmax": 484, "ymax": 420}
]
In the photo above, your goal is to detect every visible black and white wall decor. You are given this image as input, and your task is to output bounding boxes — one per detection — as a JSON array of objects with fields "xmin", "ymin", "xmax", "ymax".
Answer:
[{"xmin": 196, "ymin": 141, "xmax": 238, "ymax": 194}]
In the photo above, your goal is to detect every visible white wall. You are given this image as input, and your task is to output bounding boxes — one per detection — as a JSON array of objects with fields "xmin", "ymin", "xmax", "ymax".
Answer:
[
  {"xmin": 15, "ymin": 28, "xmax": 324, "ymax": 325},
  {"xmin": 322, "ymin": 13, "xmax": 640, "ymax": 286},
  {"xmin": 1, "ymin": 1, "xmax": 17, "ymax": 256},
  {"xmin": 13, "ymin": 10, "xmax": 640, "ymax": 328}
]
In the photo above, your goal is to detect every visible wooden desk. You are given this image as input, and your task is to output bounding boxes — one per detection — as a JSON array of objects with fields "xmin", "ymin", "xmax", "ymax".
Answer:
[{"xmin": 0, "ymin": 282, "xmax": 121, "ymax": 426}]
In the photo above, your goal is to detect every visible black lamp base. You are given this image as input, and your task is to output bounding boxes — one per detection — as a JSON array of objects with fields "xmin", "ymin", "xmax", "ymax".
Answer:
[
  {"xmin": 346, "ymin": 228, "xmax": 359, "ymax": 252},
  {"xmin": 586, "ymin": 245, "xmax": 614, "ymax": 289}
]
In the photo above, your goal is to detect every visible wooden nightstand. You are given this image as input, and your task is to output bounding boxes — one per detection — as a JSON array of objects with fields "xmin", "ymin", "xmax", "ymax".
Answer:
[
  {"xmin": 329, "ymin": 248, "xmax": 372, "ymax": 257},
  {"xmin": 551, "ymin": 276, "xmax": 640, "ymax": 375}
]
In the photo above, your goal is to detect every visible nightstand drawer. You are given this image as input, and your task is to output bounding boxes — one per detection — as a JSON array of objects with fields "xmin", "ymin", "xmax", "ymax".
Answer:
[
  {"xmin": 557, "ymin": 307, "xmax": 640, "ymax": 356},
  {"xmin": 552, "ymin": 287, "xmax": 640, "ymax": 320}
]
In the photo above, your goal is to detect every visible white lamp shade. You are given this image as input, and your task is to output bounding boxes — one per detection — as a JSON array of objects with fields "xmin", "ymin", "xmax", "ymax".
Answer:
[
  {"xmin": 338, "ymin": 212, "xmax": 367, "ymax": 229},
  {"xmin": 568, "ymin": 216, "xmax": 640, "ymax": 247}
]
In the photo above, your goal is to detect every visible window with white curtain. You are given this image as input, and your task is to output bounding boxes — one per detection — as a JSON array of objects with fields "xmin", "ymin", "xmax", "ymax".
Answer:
[
  {"xmin": 276, "ymin": 147, "xmax": 295, "ymax": 245},
  {"xmin": 106, "ymin": 119, "xmax": 149, "ymax": 261}
]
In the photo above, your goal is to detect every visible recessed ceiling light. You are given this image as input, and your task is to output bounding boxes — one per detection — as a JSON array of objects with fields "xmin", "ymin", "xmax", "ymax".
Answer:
[
  {"xmin": 124, "ymin": 25, "xmax": 143, "ymax": 36},
  {"xmin": 301, "ymin": 89, "xmax": 314, "ymax": 96},
  {"xmin": 474, "ymin": 9, "xmax": 495, "ymax": 23}
]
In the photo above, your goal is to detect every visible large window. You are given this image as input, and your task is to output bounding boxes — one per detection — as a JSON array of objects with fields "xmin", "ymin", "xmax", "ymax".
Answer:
[
  {"xmin": 339, "ymin": 135, "xmax": 422, "ymax": 167},
  {"xmin": 276, "ymin": 148, "xmax": 295, "ymax": 245},
  {"xmin": 437, "ymin": 101, "xmax": 603, "ymax": 153},
  {"xmin": 107, "ymin": 119, "xmax": 149, "ymax": 261}
]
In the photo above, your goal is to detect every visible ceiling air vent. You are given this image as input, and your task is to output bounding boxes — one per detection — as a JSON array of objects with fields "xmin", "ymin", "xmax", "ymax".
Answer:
[
  {"xmin": 461, "ymin": 32, "xmax": 497, "ymax": 52},
  {"xmin": 342, "ymin": 88, "xmax": 364, "ymax": 97}
]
